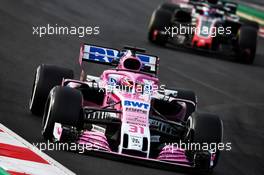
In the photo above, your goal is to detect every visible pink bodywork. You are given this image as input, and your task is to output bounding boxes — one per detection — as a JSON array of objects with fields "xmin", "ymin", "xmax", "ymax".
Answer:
[{"xmin": 64, "ymin": 46, "xmax": 191, "ymax": 166}]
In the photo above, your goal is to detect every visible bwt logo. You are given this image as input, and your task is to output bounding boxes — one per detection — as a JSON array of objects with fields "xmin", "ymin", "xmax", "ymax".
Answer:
[{"xmin": 124, "ymin": 100, "xmax": 149, "ymax": 110}]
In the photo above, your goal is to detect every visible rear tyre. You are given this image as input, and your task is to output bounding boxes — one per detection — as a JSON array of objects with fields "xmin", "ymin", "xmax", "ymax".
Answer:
[
  {"xmin": 42, "ymin": 86, "xmax": 83, "ymax": 140},
  {"xmin": 237, "ymin": 26, "xmax": 258, "ymax": 64},
  {"xmin": 242, "ymin": 20, "xmax": 259, "ymax": 30},
  {"xmin": 148, "ymin": 9, "xmax": 172, "ymax": 45},
  {"xmin": 29, "ymin": 64, "xmax": 74, "ymax": 115},
  {"xmin": 159, "ymin": 3, "xmax": 179, "ymax": 13},
  {"xmin": 187, "ymin": 113, "xmax": 223, "ymax": 170}
]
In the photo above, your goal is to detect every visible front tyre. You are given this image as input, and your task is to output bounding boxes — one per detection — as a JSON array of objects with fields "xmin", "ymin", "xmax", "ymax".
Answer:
[
  {"xmin": 42, "ymin": 86, "xmax": 83, "ymax": 140},
  {"xmin": 187, "ymin": 113, "xmax": 223, "ymax": 170}
]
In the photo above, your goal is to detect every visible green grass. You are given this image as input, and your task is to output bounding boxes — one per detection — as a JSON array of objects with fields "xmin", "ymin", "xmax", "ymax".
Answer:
[{"xmin": 238, "ymin": 5, "xmax": 264, "ymax": 20}]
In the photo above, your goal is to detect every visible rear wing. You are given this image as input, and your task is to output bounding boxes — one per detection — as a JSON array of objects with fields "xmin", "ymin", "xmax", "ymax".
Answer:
[
  {"xmin": 79, "ymin": 44, "xmax": 159, "ymax": 75},
  {"xmin": 221, "ymin": 1, "xmax": 238, "ymax": 14}
]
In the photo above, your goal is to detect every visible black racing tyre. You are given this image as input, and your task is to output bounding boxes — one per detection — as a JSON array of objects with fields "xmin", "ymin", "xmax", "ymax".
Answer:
[
  {"xmin": 42, "ymin": 86, "xmax": 83, "ymax": 140},
  {"xmin": 159, "ymin": 2, "xmax": 179, "ymax": 13},
  {"xmin": 148, "ymin": 9, "xmax": 172, "ymax": 45},
  {"xmin": 237, "ymin": 26, "xmax": 258, "ymax": 64},
  {"xmin": 29, "ymin": 64, "xmax": 74, "ymax": 115},
  {"xmin": 187, "ymin": 113, "xmax": 223, "ymax": 169},
  {"xmin": 242, "ymin": 20, "xmax": 259, "ymax": 30}
]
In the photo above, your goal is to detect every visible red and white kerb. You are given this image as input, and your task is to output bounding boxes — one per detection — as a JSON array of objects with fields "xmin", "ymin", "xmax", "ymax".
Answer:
[{"xmin": 0, "ymin": 124, "xmax": 75, "ymax": 175}]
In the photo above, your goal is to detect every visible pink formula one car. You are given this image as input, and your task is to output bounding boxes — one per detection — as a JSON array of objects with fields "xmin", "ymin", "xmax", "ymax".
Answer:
[{"xmin": 29, "ymin": 44, "xmax": 223, "ymax": 173}]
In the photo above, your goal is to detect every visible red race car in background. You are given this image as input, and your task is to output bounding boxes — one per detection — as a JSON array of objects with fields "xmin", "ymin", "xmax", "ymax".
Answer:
[{"xmin": 148, "ymin": 0, "xmax": 259, "ymax": 64}]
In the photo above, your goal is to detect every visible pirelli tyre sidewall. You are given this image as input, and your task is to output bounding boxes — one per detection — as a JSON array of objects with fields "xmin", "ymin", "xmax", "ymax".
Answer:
[
  {"xmin": 187, "ymin": 113, "xmax": 223, "ymax": 170},
  {"xmin": 42, "ymin": 86, "xmax": 83, "ymax": 140},
  {"xmin": 148, "ymin": 9, "xmax": 172, "ymax": 45},
  {"xmin": 29, "ymin": 64, "xmax": 74, "ymax": 115}
]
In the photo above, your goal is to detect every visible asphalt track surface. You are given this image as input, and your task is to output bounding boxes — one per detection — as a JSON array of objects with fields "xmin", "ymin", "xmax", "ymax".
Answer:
[{"xmin": 0, "ymin": 0, "xmax": 264, "ymax": 175}]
